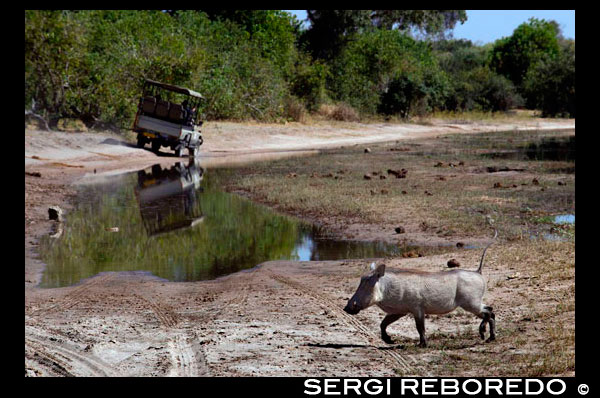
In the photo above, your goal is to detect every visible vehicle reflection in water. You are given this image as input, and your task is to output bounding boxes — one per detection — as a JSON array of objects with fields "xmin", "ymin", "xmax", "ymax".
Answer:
[
  {"xmin": 39, "ymin": 159, "xmax": 429, "ymax": 288},
  {"xmin": 136, "ymin": 160, "xmax": 205, "ymax": 237}
]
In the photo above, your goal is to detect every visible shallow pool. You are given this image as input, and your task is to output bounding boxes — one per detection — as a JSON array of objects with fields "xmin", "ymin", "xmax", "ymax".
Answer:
[{"xmin": 38, "ymin": 159, "xmax": 421, "ymax": 288}]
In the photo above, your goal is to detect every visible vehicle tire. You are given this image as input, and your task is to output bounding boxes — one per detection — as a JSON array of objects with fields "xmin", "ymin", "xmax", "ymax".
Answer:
[
  {"xmin": 151, "ymin": 140, "xmax": 161, "ymax": 153},
  {"xmin": 174, "ymin": 146, "xmax": 183, "ymax": 157},
  {"xmin": 136, "ymin": 135, "xmax": 145, "ymax": 148}
]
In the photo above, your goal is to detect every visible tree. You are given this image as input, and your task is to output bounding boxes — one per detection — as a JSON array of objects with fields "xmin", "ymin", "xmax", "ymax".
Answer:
[
  {"xmin": 300, "ymin": 10, "xmax": 374, "ymax": 60},
  {"xmin": 301, "ymin": 10, "xmax": 467, "ymax": 60},
  {"xmin": 523, "ymin": 40, "xmax": 575, "ymax": 117},
  {"xmin": 489, "ymin": 18, "xmax": 560, "ymax": 88},
  {"xmin": 371, "ymin": 10, "xmax": 467, "ymax": 36},
  {"xmin": 329, "ymin": 30, "xmax": 449, "ymax": 117}
]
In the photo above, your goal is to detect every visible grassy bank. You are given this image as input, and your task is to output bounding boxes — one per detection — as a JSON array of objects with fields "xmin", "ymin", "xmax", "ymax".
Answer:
[{"xmin": 223, "ymin": 128, "xmax": 574, "ymax": 243}]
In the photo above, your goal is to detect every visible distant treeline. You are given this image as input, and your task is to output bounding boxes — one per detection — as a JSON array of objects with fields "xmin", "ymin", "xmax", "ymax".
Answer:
[{"xmin": 25, "ymin": 10, "xmax": 575, "ymax": 129}]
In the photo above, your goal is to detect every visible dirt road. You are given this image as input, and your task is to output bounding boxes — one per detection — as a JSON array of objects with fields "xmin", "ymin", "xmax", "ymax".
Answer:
[{"xmin": 25, "ymin": 118, "xmax": 575, "ymax": 377}]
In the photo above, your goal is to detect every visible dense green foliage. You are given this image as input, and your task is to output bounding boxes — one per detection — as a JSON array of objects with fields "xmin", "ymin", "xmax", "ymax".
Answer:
[{"xmin": 25, "ymin": 10, "xmax": 574, "ymax": 129}]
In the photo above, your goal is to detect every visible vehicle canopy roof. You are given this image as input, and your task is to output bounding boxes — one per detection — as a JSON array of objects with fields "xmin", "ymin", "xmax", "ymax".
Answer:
[{"xmin": 144, "ymin": 79, "xmax": 204, "ymax": 99}]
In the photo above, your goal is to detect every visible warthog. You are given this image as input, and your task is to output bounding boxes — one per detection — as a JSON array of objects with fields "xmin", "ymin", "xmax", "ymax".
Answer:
[{"xmin": 344, "ymin": 229, "xmax": 498, "ymax": 347}]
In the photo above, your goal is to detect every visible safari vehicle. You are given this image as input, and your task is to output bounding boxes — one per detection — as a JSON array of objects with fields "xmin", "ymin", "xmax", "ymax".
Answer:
[
  {"xmin": 134, "ymin": 159, "xmax": 205, "ymax": 237},
  {"xmin": 133, "ymin": 79, "xmax": 204, "ymax": 157}
]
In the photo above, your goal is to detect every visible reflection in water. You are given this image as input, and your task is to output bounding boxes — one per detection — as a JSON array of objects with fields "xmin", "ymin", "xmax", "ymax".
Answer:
[
  {"xmin": 39, "ymin": 160, "xmax": 409, "ymax": 288},
  {"xmin": 136, "ymin": 161, "xmax": 205, "ymax": 236},
  {"xmin": 482, "ymin": 136, "xmax": 575, "ymax": 162}
]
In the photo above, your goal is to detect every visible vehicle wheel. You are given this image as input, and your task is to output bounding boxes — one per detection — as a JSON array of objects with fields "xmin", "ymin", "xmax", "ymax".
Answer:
[
  {"xmin": 151, "ymin": 140, "xmax": 161, "ymax": 153},
  {"xmin": 189, "ymin": 147, "xmax": 199, "ymax": 158},
  {"xmin": 136, "ymin": 135, "xmax": 145, "ymax": 148},
  {"xmin": 174, "ymin": 146, "xmax": 183, "ymax": 157}
]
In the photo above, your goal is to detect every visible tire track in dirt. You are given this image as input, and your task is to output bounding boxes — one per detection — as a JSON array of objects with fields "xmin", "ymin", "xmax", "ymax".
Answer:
[
  {"xmin": 267, "ymin": 271, "xmax": 414, "ymax": 374},
  {"xmin": 168, "ymin": 332, "xmax": 211, "ymax": 377},
  {"xmin": 135, "ymin": 294, "xmax": 180, "ymax": 328},
  {"xmin": 209, "ymin": 269, "xmax": 257, "ymax": 319},
  {"xmin": 29, "ymin": 273, "xmax": 116, "ymax": 317},
  {"xmin": 26, "ymin": 334, "xmax": 115, "ymax": 377},
  {"xmin": 134, "ymin": 292, "xmax": 209, "ymax": 377},
  {"xmin": 25, "ymin": 341, "xmax": 75, "ymax": 377}
]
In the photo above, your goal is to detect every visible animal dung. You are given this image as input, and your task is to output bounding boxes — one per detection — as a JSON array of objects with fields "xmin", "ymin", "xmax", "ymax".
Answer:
[
  {"xmin": 447, "ymin": 259, "xmax": 461, "ymax": 268},
  {"xmin": 387, "ymin": 169, "xmax": 407, "ymax": 178},
  {"xmin": 394, "ymin": 226, "xmax": 405, "ymax": 234}
]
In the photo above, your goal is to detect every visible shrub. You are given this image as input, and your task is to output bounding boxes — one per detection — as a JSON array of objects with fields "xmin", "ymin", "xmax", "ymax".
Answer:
[
  {"xmin": 283, "ymin": 97, "xmax": 308, "ymax": 122},
  {"xmin": 329, "ymin": 30, "xmax": 448, "ymax": 117},
  {"xmin": 330, "ymin": 103, "xmax": 360, "ymax": 122},
  {"xmin": 523, "ymin": 40, "xmax": 575, "ymax": 118}
]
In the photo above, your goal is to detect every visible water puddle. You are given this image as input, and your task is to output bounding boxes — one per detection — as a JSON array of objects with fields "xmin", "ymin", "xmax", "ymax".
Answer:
[
  {"xmin": 39, "ymin": 159, "xmax": 425, "ymax": 288},
  {"xmin": 553, "ymin": 214, "xmax": 575, "ymax": 224},
  {"xmin": 481, "ymin": 136, "xmax": 575, "ymax": 162},
  {"xmin": 531, "ymin": 213, "xmax": 575, "ymax": 242}
]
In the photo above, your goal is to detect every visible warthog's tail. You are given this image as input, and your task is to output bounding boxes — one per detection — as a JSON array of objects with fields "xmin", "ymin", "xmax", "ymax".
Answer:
[{"xmin": 477, "ymin": 219, "xmax": 498, "ymax": 274}]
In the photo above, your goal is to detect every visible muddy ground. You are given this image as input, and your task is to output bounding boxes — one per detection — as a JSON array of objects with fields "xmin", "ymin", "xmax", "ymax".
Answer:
[{"xmin": 25, "ymin": 118, "xmax": 575, "ymax": 377}]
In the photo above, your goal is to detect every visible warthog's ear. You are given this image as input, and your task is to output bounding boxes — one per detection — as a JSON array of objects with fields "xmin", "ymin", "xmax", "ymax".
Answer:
[{"xmin": 375, "ymin": 263, "xmax": 386, "ymax": 278}]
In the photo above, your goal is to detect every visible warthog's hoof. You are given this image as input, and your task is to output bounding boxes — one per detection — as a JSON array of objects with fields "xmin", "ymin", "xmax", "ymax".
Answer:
[
  {"xmin": 485, "ymin": 336, "xmax": 496, "ymax": 343},
  {"xmin": 417, "ymin": 341, "xmax": 427, "ymax": 348},
  {"xmin": 381, "ymin": 334, "xmax": 394, "ymax": 345}
]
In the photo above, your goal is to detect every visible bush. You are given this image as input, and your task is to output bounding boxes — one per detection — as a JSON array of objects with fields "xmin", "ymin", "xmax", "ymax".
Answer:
[
  {"xmin": 443, "ymin": 67, "xmax": 522, "ymax": 112},
  {"xmin": 283, "ymin": 97, "xmax": 308, "ymax": 122},
  {"xmin": 329, "ymin": 30, "xmax": 449, "ymax": 117},
  {"xmin": 290, "ymin": 54, "xmax": 329, "ymax": 111},
  {"xmin": 523, "ymin": 40, "xmax": 575, "ymax": 117},
  {"xmin": 329, "ymin": 103, "xmax": 360, "ymax": 122}
]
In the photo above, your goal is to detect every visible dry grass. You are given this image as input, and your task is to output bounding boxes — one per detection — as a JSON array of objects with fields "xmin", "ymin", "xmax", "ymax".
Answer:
[
  {"xmin": 225, "ymin": 129, "xmax": 574, "ymax": 243},
  {"xmin": 315, "ymin": 103, "xmax": 361, "ymax": 122}
]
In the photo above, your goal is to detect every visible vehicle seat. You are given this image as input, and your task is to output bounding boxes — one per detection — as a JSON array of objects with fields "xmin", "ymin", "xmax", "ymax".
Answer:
[
  {"xmin": 142, "ymin": 96, "xmax": 156, "ymax": 115},
  {"xmin": 155, "ymin": 100, "xmax": 170, "ymax": 118},
  {"xmin": 168, "ymin": 104, "xmax": 185, "ymax": 123}
]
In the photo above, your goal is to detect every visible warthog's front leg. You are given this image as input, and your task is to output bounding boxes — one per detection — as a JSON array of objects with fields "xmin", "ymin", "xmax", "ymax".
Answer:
[{"xmin": 380, "ymin": 313, "xmax": 405, "ymax": 344}]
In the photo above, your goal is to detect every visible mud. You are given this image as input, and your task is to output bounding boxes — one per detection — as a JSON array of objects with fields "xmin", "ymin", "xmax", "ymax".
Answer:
[{"xmin": 25, "ymin": 118, "xmax": 575, "ymax": 377}]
